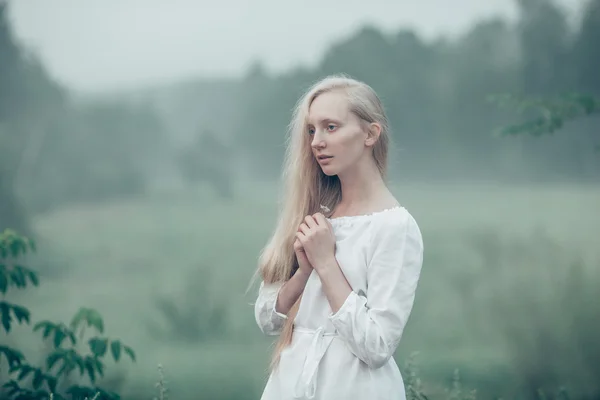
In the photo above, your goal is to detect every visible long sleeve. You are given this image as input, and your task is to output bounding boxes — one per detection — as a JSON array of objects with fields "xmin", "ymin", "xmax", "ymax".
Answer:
[
  {"xmin": 328, "ymin": 210, "xmax": 424, "ymax": 369},
  {"xmin": 254, "ymin": 280, "xmax": 289, "ymax": 335}
]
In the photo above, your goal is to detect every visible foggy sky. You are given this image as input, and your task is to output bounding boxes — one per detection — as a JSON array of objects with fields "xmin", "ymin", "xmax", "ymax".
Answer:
[{"xmin": 8, "ymin": 0, "xmax": 586, "ymax": 94}]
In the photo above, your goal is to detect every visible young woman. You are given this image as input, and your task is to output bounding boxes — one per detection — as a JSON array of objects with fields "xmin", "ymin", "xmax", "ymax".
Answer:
[{"xmin": 253, "ymin": 74, "xmax": 424, "ymax": 400}]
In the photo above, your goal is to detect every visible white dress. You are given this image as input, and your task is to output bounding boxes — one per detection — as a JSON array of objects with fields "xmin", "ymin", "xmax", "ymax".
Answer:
[{"xmin": 254, "ymin": 206, "xmax": 425, "ymax": 400}]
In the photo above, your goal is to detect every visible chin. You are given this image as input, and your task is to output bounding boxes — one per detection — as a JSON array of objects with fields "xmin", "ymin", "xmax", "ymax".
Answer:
[{"xmin": 320, "ymin": 166, "xmax": 338, "ymax": 176}]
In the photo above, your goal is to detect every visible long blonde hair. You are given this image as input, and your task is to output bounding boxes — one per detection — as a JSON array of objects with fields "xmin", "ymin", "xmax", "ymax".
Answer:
[{"xmin": 254, "ymin": 74, "xmax": 391, "ymax": 370}]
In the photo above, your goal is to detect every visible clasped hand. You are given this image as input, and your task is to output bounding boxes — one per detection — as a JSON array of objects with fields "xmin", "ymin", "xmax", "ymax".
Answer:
[{"xmin": 295, "ymin": 212, "xmax": 336, "ymax": 271}]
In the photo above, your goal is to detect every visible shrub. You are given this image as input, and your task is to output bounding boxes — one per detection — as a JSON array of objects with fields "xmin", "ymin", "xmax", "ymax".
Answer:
[{"xmin": 0, "ymin": 229, "xmax": 136, "ymax": 400}]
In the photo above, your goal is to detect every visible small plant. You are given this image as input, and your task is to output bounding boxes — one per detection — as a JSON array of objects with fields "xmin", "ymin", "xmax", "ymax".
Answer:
[
  {"xmin": 403, "ymin": 352, "xmax": 429, "ymax": 400},
  {"xmin": 145, "ymin": 266, "xmax": 229, "ymax": 345},
  {"xmin": 152, "ymin": 364, "xmax": 168, "ymax": 400},
  {"xmin": 445, "ymin": 369, "xmax": 477, "ymax": 400},
  {"xmin": 0, "ymin": 229, "xmax": 136, "ymax": 400}
]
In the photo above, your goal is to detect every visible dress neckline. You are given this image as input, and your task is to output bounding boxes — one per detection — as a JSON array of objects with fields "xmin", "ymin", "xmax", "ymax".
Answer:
[{"xmin": 326, "ymin": 205, "xmax": 404, "ymax": 227}]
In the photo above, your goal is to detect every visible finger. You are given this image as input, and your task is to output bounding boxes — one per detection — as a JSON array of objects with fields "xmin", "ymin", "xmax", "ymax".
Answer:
[
  {"xmin": 295, "ymin": 232, "xmax": 306, "ymax": 243},
  {"xmin": 298, "ymin": 223, "xmax": 310, "ymax": 235},
  {"xmin": 312, "ymin": 213, "xmax": 329, "ymax": 229},
  {"xmin": 304, "ymin": 215, "xmax": 318, "ymax": 229}
]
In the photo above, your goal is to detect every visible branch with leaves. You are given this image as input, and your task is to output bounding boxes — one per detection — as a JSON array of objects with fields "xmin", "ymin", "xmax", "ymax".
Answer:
[
  {"xmin": 0, "ymin": 229, "xmax": 136, "ymax": 400},
  {"xmin": 488, "ymin": 92, "xmax": 600, "ymax": 143}
]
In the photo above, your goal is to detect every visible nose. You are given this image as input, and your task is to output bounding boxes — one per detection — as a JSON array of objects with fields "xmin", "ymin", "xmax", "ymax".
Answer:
[{"xmin": 311, "ymin": 130, "xmax": 326, "ymax": 150}]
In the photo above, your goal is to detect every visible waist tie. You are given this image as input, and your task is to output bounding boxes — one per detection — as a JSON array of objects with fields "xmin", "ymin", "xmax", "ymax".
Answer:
[{"xmin": 293, "ymin": 326, "xmax": 337, "ymax": 399}]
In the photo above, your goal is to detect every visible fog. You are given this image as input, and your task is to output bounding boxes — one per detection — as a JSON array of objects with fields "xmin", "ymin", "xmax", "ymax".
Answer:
[
  {"xmin": 1, "ymin": 0, "xmax": 599, "ymax": 399},
  {"xmin": 9, "ymin": 0, "xmax": 584, "ymax": 92}
]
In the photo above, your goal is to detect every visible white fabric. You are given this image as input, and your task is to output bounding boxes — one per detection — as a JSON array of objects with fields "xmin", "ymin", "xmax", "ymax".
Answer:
[{"xmin": 254, "ymin": 206, "xmax": 424, "ymax": 400}]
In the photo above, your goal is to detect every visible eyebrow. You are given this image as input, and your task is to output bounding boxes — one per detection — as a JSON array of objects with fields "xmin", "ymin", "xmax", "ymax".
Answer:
[{"xmin": 307, "ymin": 118, "xmax": 341, "ymax": 126}]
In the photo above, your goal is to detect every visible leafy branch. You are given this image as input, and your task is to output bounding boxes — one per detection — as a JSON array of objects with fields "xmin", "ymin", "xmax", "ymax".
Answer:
[
  {"xmin": 488, "ymin": 92, "xmax": 600, "ymax": 143},
  {"xmin": 0, "ymin": 229, "xmax": 136, "ymax": 400}
]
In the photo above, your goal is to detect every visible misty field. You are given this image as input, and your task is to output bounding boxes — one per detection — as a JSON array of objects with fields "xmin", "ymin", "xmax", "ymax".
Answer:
[{"xmin": 10, "ymin": 182, "xmax": 600, "ymax": 399}]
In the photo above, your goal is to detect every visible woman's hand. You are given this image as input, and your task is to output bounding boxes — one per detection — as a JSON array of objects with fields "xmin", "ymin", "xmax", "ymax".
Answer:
[
  {"xmin": 296, "ymin": 213, "xmax": 352, "ymax": 315},
  {"xmin": 275, "ymin": 238, "xmax": 313, "ymax": 316},
  {"xmin": 293, "ymin": 237, "xmax": 313, "ymax": 277},
  {"xmin": 295, "ymin": 213, "xmax": 336, "ymax": 271}
]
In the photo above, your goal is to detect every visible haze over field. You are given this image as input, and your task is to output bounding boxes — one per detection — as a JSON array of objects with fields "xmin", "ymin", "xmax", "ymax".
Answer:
[{"xmin": 1, "ymin": 0, "xmax": 599, "ymax": 399}]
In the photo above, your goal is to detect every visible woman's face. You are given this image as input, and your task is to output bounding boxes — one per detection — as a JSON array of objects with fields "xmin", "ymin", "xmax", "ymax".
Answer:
[{"xmin": 307, "ymin": 91, "xmax": 373, "ymax": 177}]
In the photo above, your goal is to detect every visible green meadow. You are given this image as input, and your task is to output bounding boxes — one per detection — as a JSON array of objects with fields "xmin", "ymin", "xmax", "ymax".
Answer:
[{"xmin": 7, "ymin": 181, "xmax": 598, "ymax": 399}]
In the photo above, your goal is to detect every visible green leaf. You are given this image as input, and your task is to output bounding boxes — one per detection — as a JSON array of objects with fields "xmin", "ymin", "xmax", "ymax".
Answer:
[
  {"xmin": 89, "ymin": 337, "xmax": 108, "ymax": 357},
  {"xmin": 15, "ymin": 391, "xmax": 37, "ymax": 400},
  {"xmin": 28, "ymin": 269, "xmax": 39, "ymax": 286},
  {"xmin": 53, "ymin": 328, "xmax": 66, "ymax": 348},
  {"xmin": 56, "ymin": 356, "xmax": 77, "ymax": 377},
  {"xmin": 46, "ymin": 375, "xmax": 57, "ymax": 393},
  {"xmin": 9, "ymin": 266, "xmax": 40, "ymax": 288},
  {"xmin": 14, "ymin": 364, "xmax": 35, "ymax": 381},
  {"xmin": 9, "ymin": 236, "xmax": 25, "ymax": 258},
  {"xmin": 0, "ymin": 345, "xmax": 25, "ymax": 368},
  {"xmin": 11, "ymin": 304, "xmax": 30, "ymax": 324},
  {"xmin": 68, "ymin": 330, "xmax": 77, "ymax": 346},
  {"xmin": 110, "ymin": 340, "xmax": 121, "ymax": 362},
  {"xmin": 123, "ymin": 345, "xmax": 136, "ymax": 362},
  {"xmin": 84, "ymin": 356, "xmax": 97, "ymax": 383},
  {"xmin": 1, "ymin": 301, "xmax": 11, "ymax": 332},
  {"xmin": 2, "ymin": 380, "xmax": 21, "ymax": 397},
  {"xmin": 46, "ymin": 348, "xmax": 83, "ymax": 378},
  {"xmin": 74, "ymin": 353, "xmax": 85, "ymax": 375},
  {"xmin": 70, "ymin": 308, "xmax": 88, "ymax": 332},
  {"xmin": 33, "ymin": 321, "xmax": 56, "ymax": 339},
  {"xmin": 83, "ymin": 355, "xmax": 105, "ymax": 382},
  {"xmin": 35, "ymin": 322, "xmax": 76, "ymax": 348},
  {"xmin": 70, "ymin": 307, "xmax": 104, "ymax": 334},
  {"xmin": 58, "ymin": 323, "xmax": 77, "ymax": 346},
  {"xmin": 46, "ymin": 351, "xmax": 63, "ymax": 371},
  {"xmin": 0, "ymin": 230, "xmax": 25, "ymax": 259},
  {"xmin": 0, "ymin": 240, "xmax": 6, "ymax": 259},
  {"xmin": 10, "ymin": 267, "xmax": 26, "ymax": 288},
  {"xmin": 66, "ymin": 385, "xmax": 99, "ymax": 400},
  {"xmin": 94, "ymin": 357, "xmax": 105, "ymax": 378},
  {"xmin": 0, "ymin": 265, "xmax": 7, "ymax": 294},
  {"xmin": 31, "ymin": 369, "xmax": 44, "ymax": 390}
]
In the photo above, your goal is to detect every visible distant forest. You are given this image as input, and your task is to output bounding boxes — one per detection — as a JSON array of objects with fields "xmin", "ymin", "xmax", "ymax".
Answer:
[{"xmin": 1, "ymin": 0, "xmax": 599, "ymax": 232}]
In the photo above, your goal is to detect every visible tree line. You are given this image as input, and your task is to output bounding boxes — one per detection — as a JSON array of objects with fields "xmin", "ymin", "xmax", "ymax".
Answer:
[{"xmin": 1, "ymin": 0, "xmax": 600, "ymax": 233}]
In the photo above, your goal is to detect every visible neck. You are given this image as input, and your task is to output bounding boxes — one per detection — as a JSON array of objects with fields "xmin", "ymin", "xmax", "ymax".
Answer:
[{"xmin": 336, "ymin": 155, "xmax": 387, "ymax": 210}]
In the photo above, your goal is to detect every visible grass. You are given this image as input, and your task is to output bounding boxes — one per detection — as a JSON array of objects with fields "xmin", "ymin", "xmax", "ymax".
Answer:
[{"xmin": 7, "ymin": 180, "xmax": 600, "ymax": 399}]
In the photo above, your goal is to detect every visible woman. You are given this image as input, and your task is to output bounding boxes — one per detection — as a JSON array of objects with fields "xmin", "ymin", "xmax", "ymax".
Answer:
[{"xmin": 253, "ymin": 74, "xmax": 424, "ymax": 400}]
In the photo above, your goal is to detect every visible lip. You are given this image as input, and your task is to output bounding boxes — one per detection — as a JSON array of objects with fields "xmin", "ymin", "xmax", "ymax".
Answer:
[{"xmin": 317, "ymin": 155, "xmax": 333, "ymax": 164}]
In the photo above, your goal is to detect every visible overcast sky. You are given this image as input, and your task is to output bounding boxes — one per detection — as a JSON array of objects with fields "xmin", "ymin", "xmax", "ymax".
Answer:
[{"xmin": 8, "ymin": 0, "xmax": 586, "ymax": 94}]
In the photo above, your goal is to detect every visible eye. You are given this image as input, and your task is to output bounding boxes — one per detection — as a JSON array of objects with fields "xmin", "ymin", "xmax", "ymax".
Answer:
[
  {"xmin": 307, "ymin": 127, "xmax": 315, "ymax": 135},
  {"xmin": 327, "ymin": 124, "xmax": 337, "ymax": 132}
]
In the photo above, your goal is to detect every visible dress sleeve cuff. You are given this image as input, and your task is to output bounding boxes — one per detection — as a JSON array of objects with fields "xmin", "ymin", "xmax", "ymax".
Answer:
[
  {"xmin": 328, "ymin": 290, "xmax": 359, "ymax": 322},
  {"xmin": 272, "ymin": 283, "xmax": 288, "ymax": 319}
]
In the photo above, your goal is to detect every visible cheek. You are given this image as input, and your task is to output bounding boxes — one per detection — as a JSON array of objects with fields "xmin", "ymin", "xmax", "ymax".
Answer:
[
  {"xmin": 335, "ymin": 129, "xmax": 361, "ymax": 147},
  {"xmin": 337, "ymin": 132, "xmax": 365, "ymax": 158}
]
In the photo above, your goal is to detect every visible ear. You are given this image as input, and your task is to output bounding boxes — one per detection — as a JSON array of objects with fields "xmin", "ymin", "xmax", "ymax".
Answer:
[{"xmin": 365, "ymin": 122, "xmax": 382, "ymax": 147}]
